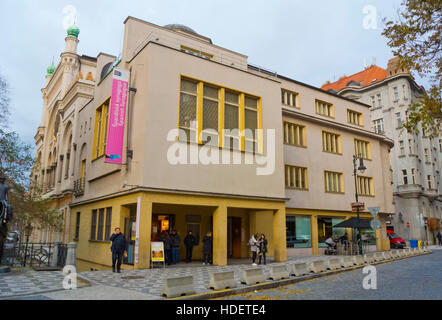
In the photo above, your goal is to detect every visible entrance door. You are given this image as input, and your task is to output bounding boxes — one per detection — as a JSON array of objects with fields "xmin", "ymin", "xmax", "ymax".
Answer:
[
  {"xmin": 123, "ymin": 216, "xmax": 136, "ymax": 265},
  {"xmin": 231, "ymin": 218, "xmax": 242, "ymax": 258}
]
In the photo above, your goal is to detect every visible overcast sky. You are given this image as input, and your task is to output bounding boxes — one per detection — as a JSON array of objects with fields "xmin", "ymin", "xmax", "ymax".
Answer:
[{"xmin": 1, "ymin": 0, "xmax": 420, "ymax": 148}]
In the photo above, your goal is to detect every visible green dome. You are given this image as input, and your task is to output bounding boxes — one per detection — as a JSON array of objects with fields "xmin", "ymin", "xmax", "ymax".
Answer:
[
  {"xmin": 47, "ymin": 64, "xmax": 56, "ymax": 75},
  {"xmin": 67, "ymin": 24, "xmax": 80, "ymax": 38}
]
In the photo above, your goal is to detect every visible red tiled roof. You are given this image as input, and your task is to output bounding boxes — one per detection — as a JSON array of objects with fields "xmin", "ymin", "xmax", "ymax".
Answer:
[{"xmin": 321, "ymin": 65, "xmax": 387, "ymax": 92}]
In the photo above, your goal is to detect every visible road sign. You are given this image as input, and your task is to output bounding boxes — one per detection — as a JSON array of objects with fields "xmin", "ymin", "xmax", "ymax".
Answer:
[
  {"xmin": 370, "ymin": 219, "xmax": 381, "ymax": 230},
  {"xmin": 368, "ymin": 207, "xmax": 380, "ymax": 218},
  {"xmin": 406, "ymin": 221, "xmax": 410, "ymax": 228},
  {"xmin": 351, "ymin": 202, "xmax": 365, "ymax": 212}
]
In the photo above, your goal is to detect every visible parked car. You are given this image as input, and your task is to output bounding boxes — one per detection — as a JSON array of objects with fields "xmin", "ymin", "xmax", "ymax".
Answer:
[{"xmin": 387, "ymin": 230, "xmax": 406, "ymax": 249}]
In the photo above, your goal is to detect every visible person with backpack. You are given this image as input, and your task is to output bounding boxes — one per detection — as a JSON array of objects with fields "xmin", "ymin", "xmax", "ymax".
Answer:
[
  {"xmin": 202, "ymin": 231, "xmax": 213, "ymax": 265},
  {"xmin": 160, "ymin": 231, "xmax": 172, "ymax": 266},
  {"xmin": 257, "ymin": 233, "xmax": 268, "ymax": 265},
  {"xmin": 248, "ymin": 233, "xmax": 259, "ymax": 266}
]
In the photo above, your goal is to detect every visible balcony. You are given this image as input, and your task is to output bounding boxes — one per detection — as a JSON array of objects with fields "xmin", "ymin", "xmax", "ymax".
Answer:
[
  {"xmin": 73, "ymin": 177, "xmax": 85, "ymax": 197},
  {"xmin": 423, "ymin": 188, "xmax": 438, "ymax": 200},
  {"xmin": 395, "ymin": 184, "xmax": 423, "ymax": 198}
]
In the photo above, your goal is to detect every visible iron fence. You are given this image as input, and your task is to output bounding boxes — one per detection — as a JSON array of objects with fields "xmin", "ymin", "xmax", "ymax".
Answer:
[
  {"xmin": 335, "ymin": 240, "xmax": 377, "ymax": 255},
  {"xmin": 1, "ymin": 242, "xmax": 67, "ymax": 268}
]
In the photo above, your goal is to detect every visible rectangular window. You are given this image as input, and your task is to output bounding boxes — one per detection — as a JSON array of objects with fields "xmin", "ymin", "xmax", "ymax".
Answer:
[
  {"xmin": 180, "ymin": 45, "xmax": 213, "ymax": 60},
  {"xmin": 283, "ymin": 122, "xmax": 306, "ymax": 147},
  {"xmin": 411, "ymin": 168, "xmax": 416, "ymax": 184},
  {"xmin": 90, "ymin": 209, "xmax": 97, "ymax": 240},
  {"xmin": 75, "ymin": 212, "xmax": 80, "ymax": 240},
  {"xmin": 424, "ymin": 148, "xmax": 430, "ymax": 162},
  {"xmin": 224, "ymin": 90, "xmax": 240, "ymax": 150},
  {"xmin": 377, "ymin": 93, "xmax": 382, "ymax": 107},
  {"xmin": 399, "ymin": 140, "xmax": 405, "ymax": 155},
  {"xmin": 244, "ymin": 95, "xmax": 258, "ymax": 153},
  {"xmin": 402, "ymin": 85, "xmax": 407, "ymax": 99},
  {"xmin": 281, "ymin": 89, "xmax": 299, "ymax": 108},
  {"xmin": 428, "ymin": 175, "xmax": 433, "ymax": 189},
  {"xmin": 324, "ymin": 171, "xmax": 344, "ymax": 193},
  {"xmin": 315, "ymin": 99, "xmax": 334, "ymax": 117},
  {"xmin": 97, "ymin": 208, "xmax": 105, "ymax": 241},
  {"xmin": 439, "ymin": 139, "xmax": 442, "ymax": 152},
  {"xmin": 370, "ymin": 96, "xmax": 376, "ymax": 108},
  {"xmin": 105, "ymin": 207, "xmax": 112, "ymax": 240},
  {"xmin": 357, "ymin": 176, "xmax": 374, "ymax": 196},
  {"xmin": 402, "ymin": 169, "xmax": 408, "ymax": 185},
  {"xmin": 202, "ymin": 84, "xmax": 219, "ymax": 146},
  {"xmin": 396, "ymin": 112, "xmax": 402, "ymax": 128},
  {"xmin": 373, "ymin": 118, "xmax": 384, "ymax": 134},
  {"xmin": 394, "ymin": 87, "xmax": 399, "ymax": 101},
  {"xmin": 347, "ymin": 109, "xmax": 363, "ymax": 126},
  {"xmin": 179, "ymin": 78, "xmax": 198, "ymax": 142},
  {"xmin": 408, "ymin": 139, "xmax": 413, "ymax": 154},
  {"xmin": 322, "ymin": 131, "xmax": 341, "ymax": 154},
  {"xmin": 179, "ymin": 76, "xmax": 262, "ymax": 153},
  {"xmin": 285, "ymin": 165, "xmax": 308, "ymax": 190},
  {"xmin": 354, "ymin": 139, "xmax": 371, "ymax": 159},
  {"xmin": 92, "ymin": 100, "xmax": 110, "ymax": 159},
  {"xmin": 286, "ymin": 216, "xmax": 312, "ymax": 248}
]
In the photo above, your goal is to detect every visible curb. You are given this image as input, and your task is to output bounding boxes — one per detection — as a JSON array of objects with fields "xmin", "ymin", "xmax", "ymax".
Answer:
[{"xmin": 172, "ymin": 251, "xmax": 433, "ymax": 300}]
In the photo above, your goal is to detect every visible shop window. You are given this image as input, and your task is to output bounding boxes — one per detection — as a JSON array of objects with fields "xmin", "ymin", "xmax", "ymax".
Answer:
[
  {"xmin": 97, "ymin": 208, "xmax": 105, "ymax": 240},
  {"xmin": 286, "ymin": 216, "xmax": 311, "ymax": 248},
  {"xmin": 360, "ymin": 228, "xmax": 376, "ymax": 245},
  {"xmin": 317, "ymin": 218, "xmax": 345, "ymax": 247},
  {"xmin": 105, "ymin": 208, "xmax": 112, "ymax": 240}
]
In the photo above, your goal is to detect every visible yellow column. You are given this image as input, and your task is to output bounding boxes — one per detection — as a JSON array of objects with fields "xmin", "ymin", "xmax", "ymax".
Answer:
[
  {"xmin": 213, "ymin": 204, "xmax": 227, "ymax": 266},
  {"xmin": 273, "ymin": 207, "xmax": 287, "ymax": 262},
  {"xmin": 134, "ymin": 195, "xmax": 152, "ymax": 269},
  {"xmin": 311, "ymin": 215, "xmax": 319, "ymax": 255}
]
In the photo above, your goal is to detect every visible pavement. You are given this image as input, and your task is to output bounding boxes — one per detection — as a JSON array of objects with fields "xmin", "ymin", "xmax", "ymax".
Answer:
[
  {"xmin": 221, "ymin": 246, "xmax": 442, "ymax": 300},
  {"xmin": 0, "ymin": 246, "xmax": 439, "ymax": 300}
]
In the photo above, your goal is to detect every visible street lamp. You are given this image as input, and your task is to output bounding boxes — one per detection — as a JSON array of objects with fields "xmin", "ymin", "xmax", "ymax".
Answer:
[{"xmin": 353, "ymin": 154, "xmax": 366, "ymax": 255}]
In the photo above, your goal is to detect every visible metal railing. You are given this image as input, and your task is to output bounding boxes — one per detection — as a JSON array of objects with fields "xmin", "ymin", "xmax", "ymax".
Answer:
[
  {"xmin": 335, "ymin": 241, "xmax": 377, "ymax": 256},
  {"xmin": 1, "ymin": 242, "xmax": 67, "ymax": 268},
  {"xmin": 73, "ymin": 177, "xmax": 85, "ymax": 196}
]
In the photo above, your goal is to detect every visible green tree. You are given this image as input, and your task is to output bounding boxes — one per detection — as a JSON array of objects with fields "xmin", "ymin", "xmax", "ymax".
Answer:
[{"xmin": 382, "ymin": 0, "xmax": 441, "ymax": 137}]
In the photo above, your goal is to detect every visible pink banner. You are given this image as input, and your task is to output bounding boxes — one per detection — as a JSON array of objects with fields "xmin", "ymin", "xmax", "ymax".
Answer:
[{"xmin": 105, "ymin": 68, "xmax": 129, "ymax": 164}]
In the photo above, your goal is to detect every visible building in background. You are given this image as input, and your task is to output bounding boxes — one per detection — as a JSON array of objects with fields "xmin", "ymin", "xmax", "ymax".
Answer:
[
  {"xmin": 31, "ymin": 25, "xmax": 96, "ymax": 243},
  {"xmin": 322, "ymin": 57, "xmax": 442, "ymax": 244}
]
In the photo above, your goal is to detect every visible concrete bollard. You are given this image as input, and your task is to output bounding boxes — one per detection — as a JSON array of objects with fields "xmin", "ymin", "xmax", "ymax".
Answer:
[
  {"xmin": 417, "ymin": 247, "xmax": 424, "ymax": 254},
  {"xmin": 423, "ymin": 246, "xmax": 431, "ymax": 253},
  {"xmin": 50, "ymin": 242, "xmax": 61, "ymax": 268},
  {"xmin": 363, "ymin": 252, "xmax": 376, "ymax": 264},
  {"xmin": 208, "ymin": 271, "xmax": 237, "ymax": 290},
  {"xmin": 268, "ymin": 265, "xmax": 290, "ymax": 281},
  {"xmin": 391, "ymin": 250, "xmax": 400, "ymax": 258},
  {"xmin": 290, "ymin": 262, "xmax": 309, "ymax": 276},
  {"xmin": 325, "ymin": 257, "xmax": 342, "ymax": 270},
  {"xmin": 382, "ymin": 251, "xmax": 392, "ymax": 260},
  {"xmin": 65, "ymin": 242, "xmax": 77, "ymax": 267},
  {"xmin": 162, "ymin": 276, "xmax": 196, "ymax": 298},
  {"xmin": 310, "ymin": 260, "xmax": 326, "ymax": 273},
  {"xmin": 341, "ymin": 256, "xmax": 354, "ymax": 268},
  {"xmin": 240, "ymin": 268, "xmax": 265, "ymax": 285},
  {"xmin": 352, "ymin": 255, "xmax": 364, "ymax": 266},
  {"xmin": 373, "ymin": 252, "xmax": 384, "ymax": 262},
  {"xmin": 403, "ymin": 248, "xmax": 411, "ymax": 256}
]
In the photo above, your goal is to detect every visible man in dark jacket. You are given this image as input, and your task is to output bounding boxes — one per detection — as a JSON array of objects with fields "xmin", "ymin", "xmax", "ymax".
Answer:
[
  {"xmin": 109, "ymin": 227, "xmax": 128, "ymax": 273},
  {"xmin": 184, "ymin": 231, "xmax": 197, "ymax": 263},
  {"xmin": 161, "ymin": 231, "xmax": 172, "ymax": 266},
  {"xmin": 202, "ymin": 232, "xmax": 213, "ymax": 265},
  {"xmin": 170, "ymin": 230, "xmax": 180, "ymax": 264}
]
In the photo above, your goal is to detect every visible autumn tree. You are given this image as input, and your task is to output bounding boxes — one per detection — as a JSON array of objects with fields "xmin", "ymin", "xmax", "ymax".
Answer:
[{"xmin": 382, "ymin": 0, "xmax": 441, "ymax": 137}]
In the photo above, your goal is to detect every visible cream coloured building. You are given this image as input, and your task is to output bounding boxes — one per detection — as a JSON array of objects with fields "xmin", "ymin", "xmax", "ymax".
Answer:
[{"xmin": 33, "ymin": 17, "xmax": 395, "ymax": 271}]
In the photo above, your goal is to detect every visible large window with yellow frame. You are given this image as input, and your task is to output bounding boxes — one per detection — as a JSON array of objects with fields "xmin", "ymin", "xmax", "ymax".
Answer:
[
  {"xmin": 324, "ymin": 171, "xmax": 344, "ymax": 193},
  {"xmin": 357, "ymin": 176, "xmax": 374, "ymax": 196},
  {"xmin": 285, "ymin": 165, "xmax": 308, "ymax": 190},
  {"xmin": 354, "ymin": 139, "xmax": 371, "ymax": 160},
  {"xmin": 322, "ymin": 131, "xmax": 341, "ymax": 154},
  {"xmin": 178, "ymin": 76, "xmax": 262, "ymax": 153},
  {"xmin": 92, "ymin": 100, "xmax": 110, "ymax": 159}
]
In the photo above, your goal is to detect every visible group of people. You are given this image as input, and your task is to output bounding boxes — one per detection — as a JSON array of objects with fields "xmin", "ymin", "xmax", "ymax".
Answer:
[
  {"xmin": 159, "ymin": 230, "xmax": 214, "ymax": 266},
  {"xmin": 248, "ymin": 233, "xmax": 268, "ymax": 266}
]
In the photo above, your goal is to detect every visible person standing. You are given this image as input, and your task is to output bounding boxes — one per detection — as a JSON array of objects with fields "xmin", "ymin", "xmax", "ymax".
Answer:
[
  {"xmin": 437, "ymin": 231, "xmax": 442, "ymax": 247},
  {"xmin": 161, "ymin": 231, "xmax": 172, "ymax": 266},
  {"xmin": 202, "ymin": 231, "xmax": 213, "ymax": 265},
  {"xmin": 248, "ymin": 234, "xmax": 258, "ymax": 266},
  {"xmin": 184, "ymin": 231, "xmax": 197, "ymax": 263},
  {"xmin": 257, "ymin": 234, "xmax": 268, "ymax": 265},
  {"xmin": 109, "ymin": 227, "xmax": 127, "ymax": 273},
  {"xmin": 170, "ymin": 230, "xmax": 180, "ymax": 264}
]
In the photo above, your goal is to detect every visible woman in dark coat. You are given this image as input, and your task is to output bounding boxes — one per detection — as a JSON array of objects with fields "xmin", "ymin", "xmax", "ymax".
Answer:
[
  {"xmin": 257, "ymin": 234, "xmax": 268, "ymax": 265},
  {"xmin": 202, "ymin": 232, "xmax": 213, "ymax": 265}
]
